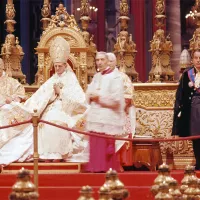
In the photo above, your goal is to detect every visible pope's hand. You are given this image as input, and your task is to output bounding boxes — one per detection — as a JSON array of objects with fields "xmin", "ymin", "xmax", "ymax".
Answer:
[
  {"xmin": 54, "ymin": 84, "xmax": 60, "ymax": 95},
  {"xmin": 5, "ymin": 97, "xmax": 12, "ymax": 104}
]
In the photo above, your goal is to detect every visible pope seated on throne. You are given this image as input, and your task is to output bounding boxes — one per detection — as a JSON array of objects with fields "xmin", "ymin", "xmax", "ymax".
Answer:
[{"xmin": 0, "ymin": 36, "xmax": 89, "ymax": 166}]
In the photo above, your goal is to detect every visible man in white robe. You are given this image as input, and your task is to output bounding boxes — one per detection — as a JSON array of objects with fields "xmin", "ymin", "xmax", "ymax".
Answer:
[
  {"xmin": 85, "ymin": 51, "xmax": 125, "ymax": 172},
  {"xmin": 0, "ymin": 36, "xmax": 88, "ymax": 165}
]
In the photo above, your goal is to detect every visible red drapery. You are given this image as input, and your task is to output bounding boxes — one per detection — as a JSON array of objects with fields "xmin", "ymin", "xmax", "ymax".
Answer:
[
  {"xmin": 131, "ymin": 0, "xmax": 146, "ymax": 82},
  {"xmin": 152, "ymin": 0, "xmax": 157, "ymax": 32},
  {"xmin": 96, "ymin": 0, "xmax": 105, "ymax": 51}
]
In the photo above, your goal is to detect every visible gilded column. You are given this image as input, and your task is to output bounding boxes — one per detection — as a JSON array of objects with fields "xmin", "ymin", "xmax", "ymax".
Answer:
[{"xmin": 166, "ymin": 0, "xmax": 182, "ymax": 81}]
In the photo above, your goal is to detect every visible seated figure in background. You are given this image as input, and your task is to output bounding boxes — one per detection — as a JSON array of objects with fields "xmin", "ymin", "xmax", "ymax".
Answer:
[
  {"xmin": 0, "ymin": 36, "xmax": 88, "ymax": 166},
  {"xmin": 0, "ymin": 58, "xmax": 26, "ymax": 106},
  {"xmin": 107, "ymin": 52, "xmax": 136, "ymax": 166},
  {"xmin": 0, "ymin": 58, "xmax": 27, "ymax": 149}
]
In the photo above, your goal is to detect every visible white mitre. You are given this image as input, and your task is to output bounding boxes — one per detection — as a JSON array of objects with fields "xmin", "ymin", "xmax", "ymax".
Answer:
[{"xmin": 49, "ymin": 36, "xmax": 70, "ymax": 64}]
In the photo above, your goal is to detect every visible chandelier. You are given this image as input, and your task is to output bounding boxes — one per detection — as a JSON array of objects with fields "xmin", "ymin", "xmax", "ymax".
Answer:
[
  {"xmin": 185, "ymin": 6, "xmax": 197, "ymax": 30},
  {"xmin": 76, "ymin": 5, "xmax": 98, "ymax": 23},
  {"xmin": 77, "ymin": 6, "xmax": 98, "ymax": 12},
  {"xmin": 185, "ymin": 9, "xmax": 197, "ymax": 19}
]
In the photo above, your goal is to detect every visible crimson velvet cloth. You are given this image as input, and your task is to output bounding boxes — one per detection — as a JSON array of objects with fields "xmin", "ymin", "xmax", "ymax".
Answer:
[{"xmin": 85, "ymin": 132, "xmax": 120, "ymax": 172}]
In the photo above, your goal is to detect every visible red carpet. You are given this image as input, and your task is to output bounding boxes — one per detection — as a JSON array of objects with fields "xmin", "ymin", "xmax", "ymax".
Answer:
[{"xmin": 1, "ymin": 170, "xmax": 200, "ymax": 200}]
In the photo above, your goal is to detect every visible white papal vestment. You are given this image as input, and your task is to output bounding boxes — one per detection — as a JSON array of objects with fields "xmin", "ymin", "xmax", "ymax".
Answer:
[{"xmin": 0, "ymin": 67, "xmax": 88, "ymax": 165}]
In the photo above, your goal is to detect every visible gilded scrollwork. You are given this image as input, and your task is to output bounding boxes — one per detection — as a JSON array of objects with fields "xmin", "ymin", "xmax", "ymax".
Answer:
[
  {"xmin": 134, "ymin": 89, "xmax": 175, "ymax": 108},
  {"xmin": 73, "ymin": 52, "xmax": 80, "ymax": 71},
  {"xmin": 1, "ymin": 34, "xmax": 26, "ymax": 83},
  {"xmin": 189, "ymin": 28, "xmax": 200, "ymax": 55},
  {"xmin": 44, "ymin": 54, "xmax": 51, "ymax": 71},
  {"xmin": 114, "ymin": 31, "xmax": 136, "ymax": 53},
  {"xmin": 120, "ymin": 0, "xmax": 129, "ymax": 17},
  {"xmin": 41, "ymin": 3, "xmax": 51, "ymax": 18},
  {"xmin": 89, "ymin": 35, "xmax": 97, "ymax": 53},
  {"xmin": 43, "ymin": 3, "xmax": 80, "ymax": 34},
  {"xmin": 34, "ymin": 53, "xmax": 45, "ymax": 85},
  {"xmin": 1, "ymin": 1, "xmax": 26, "ymax": 83},
  {"xmin": 80, "ymin": 0, "xmax": 90, "ymax": 17},
  {"xmin": 80, "ymin": 53, "xmax": 87, "ymax": 65},
  {"xmin": 134, "ymin": 85, "xmax": 195, "ymax": 169},
  {"xmin": 46, "ymin": 35, "xmax": 78, "ymax": 48},
  {"xmin": 155, "ymin": 0, "xmax": 165, "ymax": 15},
  {"xmin": 196, "ymin": 0, "xmax": 200, "ymax": 12},
  {"xmin": 82, "ymin": 31, "xmax": 90, "ymax": 46},
  {"xmin": 136, "ymin": 107, "xmax": 194, "ymax": 168},
  {"xmin": 79, "ymin": 52, "xmax": 87, "ymax": 90},
  {"xmin": 160, "ymin": 140, "xmax": 193, "ymax": 155},
  {"xmin": 6, "ymin": 3, "xmax": 15, "ymax": 20},
  {"xmin": 114, "ymin": 31, "xmax": 138, "ymax": 82},
  {"xmin": 136, "ymin": 108, "xmax": 173, "ymax": 137}
]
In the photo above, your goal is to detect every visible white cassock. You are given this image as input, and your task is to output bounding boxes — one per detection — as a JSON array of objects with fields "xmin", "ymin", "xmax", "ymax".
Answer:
[
  {"xmin": 86, "ymin": 68, "xmax": 125, "ymax": 138},
  {"xmin": 0, "ymin": 67, "xmax": 88, "ymax": 165}
]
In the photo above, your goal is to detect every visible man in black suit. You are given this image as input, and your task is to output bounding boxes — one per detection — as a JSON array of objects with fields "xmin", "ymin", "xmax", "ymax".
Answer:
[{"xmin": 172, "ymin": 50, "xmax": 200, "ymax": 170}]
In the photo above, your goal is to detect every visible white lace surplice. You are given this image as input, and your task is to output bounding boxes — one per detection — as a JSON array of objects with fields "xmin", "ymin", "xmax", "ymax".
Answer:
[{"xmin": 86, "ymin": 70, "xmax": 125, "ymax": 135}]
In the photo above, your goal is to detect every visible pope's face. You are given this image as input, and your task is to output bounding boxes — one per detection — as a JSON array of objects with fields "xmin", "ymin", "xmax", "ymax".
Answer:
[
  {"xmin": 108, "ymin": 59, "xmax": 116, "ymax": 70},
  {"xmin": 95, "ymin": 54, "xmax": 108, "ymax": 72},
  {"xmin": 193, "ymin": 51, "xmax": 200, "ymax": 70},
  {"xmin": 54, "ymin": 62, "xmax": 66, "ymax": 76}
]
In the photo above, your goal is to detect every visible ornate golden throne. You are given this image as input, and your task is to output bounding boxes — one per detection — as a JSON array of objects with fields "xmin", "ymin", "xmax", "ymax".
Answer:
[{"xmin": 35, "ymin": 2, "xmax": 97, "ymax": 90}]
